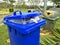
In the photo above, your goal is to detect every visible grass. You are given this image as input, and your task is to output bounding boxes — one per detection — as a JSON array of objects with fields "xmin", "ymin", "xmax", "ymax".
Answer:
[
  {"xmin": 0, "ymin": 25, "xmax": 10, "ymax": 45},
  {"xmin": 54, "ymin": 14, "xmax": 60, "ymax": 29},
  {"xmin": 0, "ymin": 8, "xmax": 27, "ymax": 15}
]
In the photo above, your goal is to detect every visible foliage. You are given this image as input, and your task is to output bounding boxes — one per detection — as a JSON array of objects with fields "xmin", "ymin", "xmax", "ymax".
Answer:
[
  {"xmin": 28, "ymin": 0, "xmax": 40, "ymax": 5},
  {"xmin": 17, "ymin": 0, "xmax": 25, "ymax": 5},
  {"xmin": 41, "ymin": 35, "xmax": 59, "ymax": 45},
  {"xmin": 3, "ymin": 0, "xmax": 8, "ymax": 2},
  {"xmin": 0, "ymin": 2, "xmax": 10, "ymax": 8},
  {"xmin": 52, "ymin": 0, "xmax": 60, "ymax": 4},
  {"xmin": 9, "ymin": 0, "xmax": 16, "ymax": 4},
  {"xmin": 40, "ymin": 14, "xmax": 60, "ymax": 45}
]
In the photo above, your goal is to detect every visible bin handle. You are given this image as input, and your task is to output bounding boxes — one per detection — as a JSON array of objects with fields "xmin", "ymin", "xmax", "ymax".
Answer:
[{"xmin": 13, "ymin": 10, "xmax": 22, "ymax": 16}]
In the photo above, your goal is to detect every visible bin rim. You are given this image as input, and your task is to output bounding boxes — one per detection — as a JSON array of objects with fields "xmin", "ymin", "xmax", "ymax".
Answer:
[{"xmin": 4, "ymin": 19, "xmax": 46, "ymax": 34}]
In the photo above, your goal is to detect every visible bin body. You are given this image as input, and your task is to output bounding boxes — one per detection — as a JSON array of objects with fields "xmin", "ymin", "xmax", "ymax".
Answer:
[
  {"xmin": 4, "ymin": 19, "xmax": 46, "ymax": 45},
  {"xmin": 8, "ymin": 26, "xmax": 40, "ymax": 45},
  {"xmin": 4, "ymin": 11, "xmax": 46, "ymax": 45},
  {"xmin": 43, "ymin": 19, "xmax": 56, "ymax": 30},
  {"xmin": 43, "ymin": 10, "xmax": 59, "ymax": 30}
]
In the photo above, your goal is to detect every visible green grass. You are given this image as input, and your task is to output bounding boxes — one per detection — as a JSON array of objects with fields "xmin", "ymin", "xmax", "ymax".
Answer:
[
  {"xmin": 0, "ymin": 25, "xmax": 10, "ymax": 45},
  {"xmin": 55, "ymin": 14, "xmax": 60, "ymax": 29},
  {"xmin": 0, "ymin": 8, "xmax": 27, "ymax": 15}
]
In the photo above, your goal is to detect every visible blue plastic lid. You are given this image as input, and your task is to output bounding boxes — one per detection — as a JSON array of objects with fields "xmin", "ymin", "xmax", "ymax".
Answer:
[{"xmin": 4, "ymin": 10, "xmax": 42, "ymax": 20}]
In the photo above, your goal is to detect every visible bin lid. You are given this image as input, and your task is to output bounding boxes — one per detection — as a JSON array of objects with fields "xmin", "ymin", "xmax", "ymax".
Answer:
[{"xmin": 4, "ymin": 10, "xmax": 41, "ymax": 20}]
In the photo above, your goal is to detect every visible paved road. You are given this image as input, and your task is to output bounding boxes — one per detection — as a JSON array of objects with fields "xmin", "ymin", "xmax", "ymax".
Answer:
[{"xmin": 0, "ymin": 15, "xmax": 6, "ymax": 24}]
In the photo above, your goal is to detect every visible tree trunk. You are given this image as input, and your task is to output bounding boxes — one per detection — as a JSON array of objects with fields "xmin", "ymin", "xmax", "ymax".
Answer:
[{"xmin": 9, "ymin": 2, "xmax": 14, "ymax": 12}]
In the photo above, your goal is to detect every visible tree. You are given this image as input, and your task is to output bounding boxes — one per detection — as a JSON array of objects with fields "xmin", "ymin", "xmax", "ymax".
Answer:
[
  {"xmin": 3, "ymin": 0, "xmax": 9, "ymax": 8},
  {"xmin": 9, "ymin": 0, "xmax": 16, "ymax": 12},
  {"xmin": 28, "ymin": 0, "xmax": 40, "ymax": 5},
  {"xmin": 17, "ymin": 0, "xmax": 25, "ymax": 5},
  {"xmin": 9, "ymin": 0, "xmax": 16, "ymax": 5},
  {"xmin": 28, "ymin": 0, "xmax": 42, "ymax": 10},
  {"xmin": 52, "ymin": 0, "xmax": 60, "ymax": 8},
  {"xmin": 3, "ymin": 0, "xmax": 9, "ymax": 2}
]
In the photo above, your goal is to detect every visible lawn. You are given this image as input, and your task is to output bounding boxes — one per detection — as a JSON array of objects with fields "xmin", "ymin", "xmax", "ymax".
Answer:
[
  {"xmin": 55, "ymin": 14, "xmax": 60, "ymax": 28},
  {"xmin": 0, "ymin": 12, "xmax": 60, "ymax": 45},
  {"xmin": 0, "ymin": 25, "xmax": 10, "ymax": 45},
  {"xmin": 0, "ymin": 8, "xmax": 27, "ymax": 15}
]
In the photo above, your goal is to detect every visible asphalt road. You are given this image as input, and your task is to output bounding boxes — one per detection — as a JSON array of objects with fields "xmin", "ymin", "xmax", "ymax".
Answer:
[{"xmin": 0, "ymin": 15, "xmax": 6, "ymax": 24}]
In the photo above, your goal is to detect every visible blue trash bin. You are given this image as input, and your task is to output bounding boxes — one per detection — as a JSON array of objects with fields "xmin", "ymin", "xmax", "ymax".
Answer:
[{"xmin": 4, "ymin": 11, "xmax": 46, "ymax": 45}]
